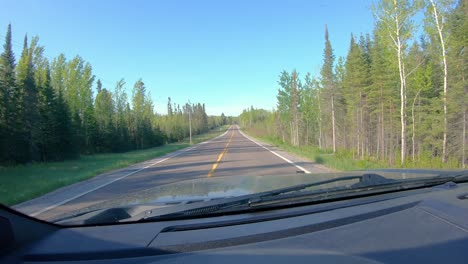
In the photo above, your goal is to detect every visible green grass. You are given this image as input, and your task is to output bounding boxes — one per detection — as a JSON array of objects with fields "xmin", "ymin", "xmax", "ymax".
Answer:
[
  {"xmin": 245, "ymin": 131, "xmax": 461, "ymax": 172},
  {"xmin": 250, "ymin": 134, "xmax": 386, "ymax": 171},
  {"xmin": 0, "ymin": 126, "xmax": 229, "ymax": 206}
]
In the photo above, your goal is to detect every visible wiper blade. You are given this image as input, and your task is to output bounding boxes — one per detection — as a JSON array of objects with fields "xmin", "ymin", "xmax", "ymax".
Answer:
[
  {"xmin": 140, "ymin": 171, "xmax": 468, "ymax": 221},
  {"xmin": 59, "ymin": 170, "xmax": 468, "ymax": 225},
  {"xmin": 138, "ymin": 173, "xmax": 396, "ymax": 221}
]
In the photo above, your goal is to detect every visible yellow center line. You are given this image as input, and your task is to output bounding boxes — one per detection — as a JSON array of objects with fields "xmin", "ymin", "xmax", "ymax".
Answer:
[{"xmin": 207, "ymin": 130, "xmax": 234, "ymax": 177}]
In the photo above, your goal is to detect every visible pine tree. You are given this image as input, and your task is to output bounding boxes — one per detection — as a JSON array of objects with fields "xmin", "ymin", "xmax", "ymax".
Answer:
[
  {"xmin": 343, "ymin": 34, "xmax": 361, "ymax": 156},
  {"xmin": 446, "ymin": 0, "xmax": 467, "ymax": 167},
  {"xmin": 16, "ymin": 35, "xmax": 40, "ymax": 161},
  {"xmin": 55, "ymin": 89, "xmax": 78, "ymax": 159},
  {"xmin": 334, "ymin": 56, "xmax": 346, "ymax": 150},
  {"xmin": 369, "ymin": 29, "xmax": 394, "ymax": 161},
  {"xmin": 0, "ymin": 24, "xmax": 18, "ymax": 163},
  {"xmin": 320, "ymin": 25, "xmax": 337, "ymax": 152},
  {"xmin": 34, "ymin": 51, "xmax": 54, "ymax": 161},
  {"xmin": 96, "ymin": 79, "xmax": 102, "ymax": 93}
]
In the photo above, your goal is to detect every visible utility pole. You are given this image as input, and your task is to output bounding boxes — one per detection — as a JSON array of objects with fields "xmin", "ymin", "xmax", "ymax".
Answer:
[{"xmin": 188, "ymin": 100, "xmax": 192, "ymax": 145}]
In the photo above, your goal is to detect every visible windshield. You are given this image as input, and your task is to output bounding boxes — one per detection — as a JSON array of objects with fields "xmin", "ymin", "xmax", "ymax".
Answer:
[{"xmin": 0, "ymin": 0, "xmax": 466, "ymax": 226}]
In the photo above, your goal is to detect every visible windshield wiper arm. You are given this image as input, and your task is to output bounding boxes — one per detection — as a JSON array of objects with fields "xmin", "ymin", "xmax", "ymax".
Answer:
[
  {"xmin": 141, "ymin": 171, "xmax": 468, "ymax": 221},
  {"xmin": 138, "ymin": 173, "xmax": 395, "ymax": 221},
  {"xmin": 60, "ymin": 171, "xmax": 467, "ymax": 225}
]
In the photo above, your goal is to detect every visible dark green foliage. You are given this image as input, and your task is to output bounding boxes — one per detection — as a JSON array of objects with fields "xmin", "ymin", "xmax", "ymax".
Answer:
[
  {"xmin": 0, "ymin": 24, "xmax": 19, "ymax": 163},
  {"xmin": 94, "ymin": 88, "xmax": 116, "ymax": 152},
  {"xmin": 15, "ymin": 35, "xmax": 39, "ymax": 162},
  {"xmin": 0, "ymin": 26, "xmax": 220, "ymax": 165}
]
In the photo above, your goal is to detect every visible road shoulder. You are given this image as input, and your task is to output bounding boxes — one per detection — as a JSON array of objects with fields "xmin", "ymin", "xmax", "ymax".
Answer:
[
  {"xmin": 239, "ymin": 130, "xmax": 336, "ymax": 174},
  {"xmin": 13, "ymin": 129, "xmax": 229, "ymax": 216}
]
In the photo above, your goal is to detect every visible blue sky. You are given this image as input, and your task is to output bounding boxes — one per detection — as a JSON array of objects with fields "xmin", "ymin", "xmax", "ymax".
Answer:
[{"xmin": 1, "ymin": 0, "xmax": 376, "ymax": 116}]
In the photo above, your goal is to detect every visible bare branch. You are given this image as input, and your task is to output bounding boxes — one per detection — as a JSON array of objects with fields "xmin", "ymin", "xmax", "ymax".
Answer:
[{"xmin": 405, "ymin": 56, "xmax": 426, "ymax": 79}]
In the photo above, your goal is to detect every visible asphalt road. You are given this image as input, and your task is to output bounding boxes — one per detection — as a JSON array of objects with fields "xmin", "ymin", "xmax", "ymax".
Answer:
[{"xmin": 15, "ymin": 125, "xmax": 330, "ymax": 221}]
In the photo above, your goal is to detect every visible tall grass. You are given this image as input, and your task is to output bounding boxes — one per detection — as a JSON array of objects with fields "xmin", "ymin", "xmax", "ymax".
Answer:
[
  {"xmin": 246, "ymin": 131, "xmax": 461, "ymax": 171},
  {"xmin": 0, "ymin": 126, "xmax": 228, "ymax": 206}
]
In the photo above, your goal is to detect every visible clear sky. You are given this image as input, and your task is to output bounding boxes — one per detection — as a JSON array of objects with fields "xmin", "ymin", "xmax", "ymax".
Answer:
[{"xmin": 1, "ymin": 0, "xmax": 376, "ymax": 116}]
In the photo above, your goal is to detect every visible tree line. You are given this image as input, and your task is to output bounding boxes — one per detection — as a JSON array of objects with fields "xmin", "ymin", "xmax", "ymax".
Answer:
[
  {"xmin": 239, "ymin": 0, "xmax": 466, "ymax": 168},
  {"xmin": 0, "ymin": 25, "xmax": 229, "ymax": 164}
]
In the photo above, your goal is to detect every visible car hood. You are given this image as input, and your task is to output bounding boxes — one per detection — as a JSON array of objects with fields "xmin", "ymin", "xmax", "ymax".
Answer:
[{"xmin": 53, "ymin": 169, "xmax": 454, "ymax": 221}]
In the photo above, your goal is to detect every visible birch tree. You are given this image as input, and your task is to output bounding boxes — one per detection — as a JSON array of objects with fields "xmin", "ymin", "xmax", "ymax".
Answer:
[
  {"xmin": 373, "ymin": 0, "xmax": 416, "ymax": 164},
  {"xmin": 426, "ymin": 0, "xmax": 453, "ymax": 162}
]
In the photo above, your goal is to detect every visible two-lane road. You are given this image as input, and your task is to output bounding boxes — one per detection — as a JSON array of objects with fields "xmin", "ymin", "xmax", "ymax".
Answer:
[{"xmin": 16, "ymin": 125, "xmax": 329, "ymax": 220}]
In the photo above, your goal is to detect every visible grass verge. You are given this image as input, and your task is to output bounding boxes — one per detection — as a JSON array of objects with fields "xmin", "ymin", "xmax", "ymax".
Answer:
[
  {"xmin": 248, "ymin": 134, "xmax": 386, "ymax": 171},
  {"xmin": 245, "ymin": 131, "xmax": 461, "ymax": 171},
  {"xmin": 0, "ymin": 126, "xmax": 228, "ymax": 206}
]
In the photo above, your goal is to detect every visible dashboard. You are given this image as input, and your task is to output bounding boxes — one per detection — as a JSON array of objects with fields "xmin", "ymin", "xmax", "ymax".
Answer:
[{"xmin": 1, "ymin": 182, "xmax": 468, "ymax": 264}]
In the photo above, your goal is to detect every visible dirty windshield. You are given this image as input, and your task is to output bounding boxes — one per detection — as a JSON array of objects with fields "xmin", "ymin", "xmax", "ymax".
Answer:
[{"xmin": 0, "ymin": 0, "xmax": 466, "ymax": 225}]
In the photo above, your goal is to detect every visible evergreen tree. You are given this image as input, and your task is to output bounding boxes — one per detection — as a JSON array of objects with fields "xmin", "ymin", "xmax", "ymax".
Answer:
[
  {"xmin": 0, "ymin": 24, "xmax": 18, "ymax": 163},
  {"xmin": 55, "ymin": 89, "xmax": 78, "ymax": 159},
  {"xmin": 343, "ymin": 34, "xmax": 361, "ymax": 156},
  {"xmin": 446, "ymin": 0, "xmax": 467, "ymax": 167},
  {"xmin": 96, "ymin": 79, "xmax": 102, "ymax": 93},
  {"xmin": 0, "ymin": 25, "xmax": 222, "ymax": 164},
  {"xmin": 16, "ymin": 35, "xmax": 40, "ymax": 161},
  {"xmin": 320, "ymin": 25, "xmax": 337, "ymax": 152}
]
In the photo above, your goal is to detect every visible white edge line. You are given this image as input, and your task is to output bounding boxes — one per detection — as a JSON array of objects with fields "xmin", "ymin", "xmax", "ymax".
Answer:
[
  {"xmin": 237, "ymin": 128, "xmax": 311, "ymax": 174},
  {"xmin": 30, "ymin": 127, "xmax": 232, "ymax": 216}
]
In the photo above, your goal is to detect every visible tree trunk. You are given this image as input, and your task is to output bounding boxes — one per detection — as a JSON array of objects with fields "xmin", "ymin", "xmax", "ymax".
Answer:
[
  {"xmin": 356, "ymin": 109, "xmax": 360, "ymax": 158},
  {"xmin": 331, "ymin": 93, "xmax": 337, "ymax": 152},
  {"xmin": 394, "ymin": 11, "xmax": 407, "ymax": 165},
  {"xmin": 430, "ymin": 0, "xmax": 449, "ymax": 163},
  {"xmin": 291, "ymin": 71, "xmax": 299, "ymax": 146},
  {"xmin": 463, "ymin": 62, "xmax": 467, "ymax": 168},
  {"xmin": 290, "ymin": 121, "xmax": 294, "ymax": 145},
  {"xmin": 411, "ymin": 88, "xmax": 422, "ymax": 161},
  {"xmin": 317, "ymin": 89, "xmax": 323, "ymax": 149},
  {"xmin": 380, "ymin": 89, "xmax": 385, "ymax": 160},
  {"xmin": 390, "ymin": 101, "xmax": 395, "ymax": 165},
  {"xmin": 189, "ymin": 109, "xmax": 192, "ymax": 144},
  {"xmin": 359, "ymin": 90, "xmax": 364, "ymax": 159},
  {"xmin": 463, "ymin": 109, "xmax": 466, "ymax": 168}
]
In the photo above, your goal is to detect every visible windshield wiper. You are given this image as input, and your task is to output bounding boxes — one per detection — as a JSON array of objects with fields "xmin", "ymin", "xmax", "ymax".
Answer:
[
  {"xmin": 74, "ymin": 174, "xmax": 385, "ymax": 224},
  {"xmin": 56, "ymin": 171, "xmax": 467, "ymax": 225},
  {"xmin": 138, "ymin": 171, "xmax": 468, "ymax": 222}
]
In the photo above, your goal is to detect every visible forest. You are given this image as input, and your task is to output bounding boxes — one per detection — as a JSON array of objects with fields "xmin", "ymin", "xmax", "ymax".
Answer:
[
  {"xmin": 239, "ymin": 0, "xmax": 466, "ymax": 168},
  {"xmin": 0, "ymin": 25, "xmax": 229, "ymax": 164}
]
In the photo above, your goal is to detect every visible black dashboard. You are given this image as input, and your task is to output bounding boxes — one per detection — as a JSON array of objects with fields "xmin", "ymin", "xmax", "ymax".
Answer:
[{"xmin": 2, "ymin": 182, "xmax": 468, "ymax": 264}]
